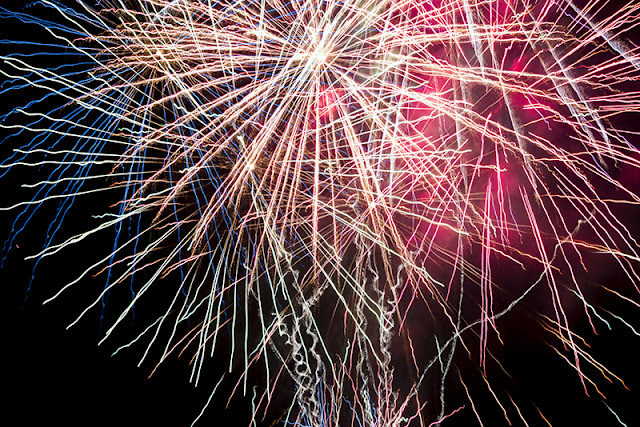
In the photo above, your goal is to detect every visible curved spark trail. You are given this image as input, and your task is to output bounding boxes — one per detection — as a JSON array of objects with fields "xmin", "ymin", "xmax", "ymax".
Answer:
[{"xmin": 2, "ymin": 0, "xmax": 640, "ymax": 425}]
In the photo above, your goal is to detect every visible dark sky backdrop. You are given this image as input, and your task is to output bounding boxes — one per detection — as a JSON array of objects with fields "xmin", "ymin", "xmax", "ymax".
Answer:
[
  {"xmin": 3, "ymin": 1, "xmax": 640, "ymax": 426},
  {"xmin": 5, "ymin": 218, "xmax": 640, "ymax": 427}
]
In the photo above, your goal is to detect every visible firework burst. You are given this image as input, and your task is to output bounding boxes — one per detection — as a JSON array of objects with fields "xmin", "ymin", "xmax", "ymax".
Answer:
[{"xmin": 3, "ymin": 0, "xmax": 640, "ymax": 425}]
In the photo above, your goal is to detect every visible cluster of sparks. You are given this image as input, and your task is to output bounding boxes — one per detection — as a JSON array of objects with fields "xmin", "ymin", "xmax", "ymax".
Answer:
[{"xmin": 2, "ymin": 0, "xmax": 640, "ymax": 425}]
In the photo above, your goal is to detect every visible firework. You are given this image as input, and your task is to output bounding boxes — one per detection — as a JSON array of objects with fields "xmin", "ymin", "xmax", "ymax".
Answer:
[{"xmin": 2, "ymin": 0, "xmax": 640, "ymax": 425}]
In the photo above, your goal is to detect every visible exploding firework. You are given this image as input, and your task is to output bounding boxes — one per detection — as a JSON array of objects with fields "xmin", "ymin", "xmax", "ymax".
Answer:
[{"xmin": 3, "ymin": 0, "xmax": 640, "ymax": 425}]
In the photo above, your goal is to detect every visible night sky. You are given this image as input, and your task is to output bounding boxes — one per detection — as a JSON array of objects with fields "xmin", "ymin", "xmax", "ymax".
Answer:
[{"xmin": 4, "ymin": 228, "xmax": 640, "ymax": 426}]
